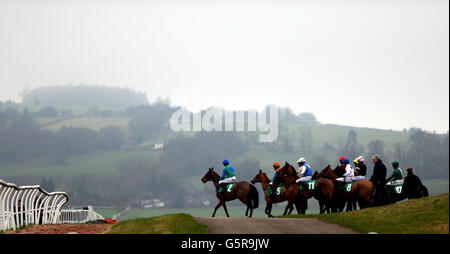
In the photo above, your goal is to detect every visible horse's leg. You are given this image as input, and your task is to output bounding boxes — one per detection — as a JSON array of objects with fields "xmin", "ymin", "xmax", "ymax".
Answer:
[
  {"xmin": 283, "ymin": 201, "xmax": 292, "ymax": 215},
  {"xmin": 245, "ymin": 206, "xmax": 249, "ymax": 217},
  {"xmin": 267, "ymin": 201, "xmax": 274, "ymax": 218},
  {"xmin": 288, "ymin": 202, "xmax": 295, "ymax": 215},
  {"xmin": 301, "ymin": 198, "xmax": 307, "ymax": 214},
  {"xmin": 222, "ymin": 202, "xmax": 230, "ymax": 217},
  {"xmin": 212, "ymin": 201, "xmax": 222, "ymax": 217}
]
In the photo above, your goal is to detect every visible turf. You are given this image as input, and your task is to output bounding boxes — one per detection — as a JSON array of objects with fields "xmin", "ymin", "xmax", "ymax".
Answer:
[
  {"xmin": 280, "ymin": 193, "xmax": 449, "ymax": 234},
  {"xmin": 107, "ymin": 213, "xmax": 208, "ymax": 234}
]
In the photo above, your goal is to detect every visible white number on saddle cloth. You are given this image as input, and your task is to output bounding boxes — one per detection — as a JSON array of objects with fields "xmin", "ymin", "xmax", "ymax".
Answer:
[
  {"xmin": 395, "ymin": 186, "xmax": 402, "ymax": 194},
  {"xmin": 227, "ymin": 184, "xmax": 233, "ymax": 192},
  {"xmin": 276, "ymin": 187, "xmax": 282, "ymax": 195},
  {"xmin": 346, "ymin": 183, "xmax": 352, "ymax": 192},
  {"xmin": 308, "ymin": 181, "xmax": 315, "ymax": 190}
]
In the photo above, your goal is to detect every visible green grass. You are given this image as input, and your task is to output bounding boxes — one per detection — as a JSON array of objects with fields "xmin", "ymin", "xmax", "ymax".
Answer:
[
  {"xmin": 40, "ymin": 117, "xmax": 130, "ymax": 131},
  {"xmin": 107, "ymin": 213, "xmax": 208, "ymax": 234},
  {"xmin": 281, "ymin": 193, "xmax": 449, "ymax": 234},
  {"xmin": 0, "ymin": 150, "xmax": 162, "ymax": 177},
  {"xmin": 283, "ymin": 123, "xmax": 410, "ymax": 149},
  {"xmin": 117, "ymin": 206, "xmax": 320, "ymax": 221},
  {"xmin": 94, "ymin": 208, "xmax": 121, "ymax": 219}
]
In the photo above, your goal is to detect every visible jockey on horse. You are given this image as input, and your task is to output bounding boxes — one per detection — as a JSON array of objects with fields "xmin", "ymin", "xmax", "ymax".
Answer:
[
  {"xmin": 295, "ymin": 157, "xmax": 312, "ymax": 187},
  {"xmin": 352, "ymin": 156, "xmax": 367, "ymax": 182},
  {"xmin": 268, "ymin": 161, "xmax": 282, "ymax": 198},
  {"xmin": 218, "ymin": 159, "xmax": 237, "ymax": 193},
  {"xmin": 386, "ymin": 161, "xmax": 403, "ymax": 186},
  {"xmin": 336, "ymin": 158, "xmax": 354, "ymax": 183}
]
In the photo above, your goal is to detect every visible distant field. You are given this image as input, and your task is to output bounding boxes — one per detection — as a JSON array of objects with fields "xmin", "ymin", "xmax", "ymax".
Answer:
[
  {"xmin": 423, "ymin": 178, "xmax": 449, "ymax": 195},
  {"xmin": 284, "ymin": 123, "xmax": 410, "ymax": 149},
  {"xmin": 38, "ymin": 117, "xmax": 130, "ymax": 131},
  {"xmin": 0, "ymin": 150, "xmax": 162, "ymax": 178}
]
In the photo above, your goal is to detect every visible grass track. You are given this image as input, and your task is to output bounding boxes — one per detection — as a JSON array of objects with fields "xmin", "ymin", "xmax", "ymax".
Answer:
[{"xmin": 107, "ymin": 213, "xmax": 208, "ymax": 234}]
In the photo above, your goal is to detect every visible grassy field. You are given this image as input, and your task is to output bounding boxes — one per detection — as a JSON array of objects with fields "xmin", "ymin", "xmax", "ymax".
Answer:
[
  {"xmin": 281, "ymin": 193, "xmax": 449, "ymax": 234},
  {"xmin": 39, "ymin": 117, "xmax": 130, "ymax": 131},
  {"xmin": 283, "ymin": 123, "xmax": 410, "ymax": 148},
  {"xmin": 107, "ymin": 213, "xmax": 208, "ymax": 234},
  {"xmin": 0, "ymin": 150, "xmax": 162, "ymax": 177}
]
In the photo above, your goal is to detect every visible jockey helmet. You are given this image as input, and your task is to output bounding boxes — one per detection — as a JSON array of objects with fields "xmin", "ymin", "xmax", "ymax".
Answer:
[
  {"xmin": 223, "ymin": 159, "xmax": 229, "ymax": 166},
  {"xmin": 297, "ymin": 157, "xmax": 306, "ymax": 163},
  {"xmin": 338, "ymin": 156, "xmax": 346, "ymax": 162},
  {"xmin": 342, "ymin": 158, "xmax": 350, "ymax": 164},
  {"xmin": 273, "ymin": 161, "xmax": 280, "ymax": 168},
  {"xmin": 392, "ymin": 161, "xmax": 399, "ymax": 168}
]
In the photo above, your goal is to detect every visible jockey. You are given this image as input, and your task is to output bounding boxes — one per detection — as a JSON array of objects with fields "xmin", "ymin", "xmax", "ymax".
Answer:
[
  {"xmin": 386, "ymin": 161, "xmax": 403, "ymax": 186},
  {"xmin": 336, "ymin": 158, "xmax": 354, "ymax": 182},
  {"xmin": 352, "ymin": 156, "xmax": 367, "ymax": 181},
  {"xmin": 295, "ymin": 157, "xmax": 312, "ymax": 184},
  {"xmin": 338, "ymin": 156, "xmax": 346, "ymax": 170},
  {"xmin": 268, "ymin": 161, "xmax": 281, "ymax": 197},
  {"xmin": 269, "ymin": 161, "xmax": 281, "ymax": 186},
  {"xmin": 218, "ymin": 159, "xmax": 236, "ymax": 187}
]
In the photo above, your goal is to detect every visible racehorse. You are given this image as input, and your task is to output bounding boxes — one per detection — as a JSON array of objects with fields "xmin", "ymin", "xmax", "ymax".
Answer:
[
  {"xmin": 251, "ymin": 170, "xmax": 302, "ymax": 217},
  {"xmin": 278, "ymin": 162, "xmax": 335, "ymax": 214},
  {"xmin": 201, "ymin": 167, "xmax": 259, "ymax": 218},
  {"xmin": 318, "ymin": 165, "xmax": 373, "ymax": 211}
]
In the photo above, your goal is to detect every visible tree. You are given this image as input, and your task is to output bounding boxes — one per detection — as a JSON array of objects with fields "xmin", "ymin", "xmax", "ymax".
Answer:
[
  {"xmin": 299, "ymin": 127, "xmax": 313, "ymax": 150},
  {"xmin": 37, "ymin": 107, "xmax": 58, "ymax": 117},
  {"xmin": 366, "ymin": 140, "xmax": 385, "ymax": 159}
]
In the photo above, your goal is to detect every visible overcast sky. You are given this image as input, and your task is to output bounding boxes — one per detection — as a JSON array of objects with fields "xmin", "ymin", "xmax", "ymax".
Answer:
[{"xmin": 0, "ymin": 0, "xmax": 448, "ymax": 133}]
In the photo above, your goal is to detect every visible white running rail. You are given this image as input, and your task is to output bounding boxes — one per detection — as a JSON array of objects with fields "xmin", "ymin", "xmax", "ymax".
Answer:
[
  {"xmin": 0, "ymin": 179, "xmax": 69, "ymax": 232},
  {"xmin": 59, "ymin": 206, "xmax": 104, "ymax": 224}
]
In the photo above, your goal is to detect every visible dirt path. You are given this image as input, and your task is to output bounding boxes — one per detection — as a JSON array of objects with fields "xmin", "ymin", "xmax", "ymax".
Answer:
[
  {"xmin": 6, "ymin": 224, "xmax": 112, "ymax": 234},
  {"xmin": 195, "ymin": 217, "xmax": 357, "ymax": 234}
]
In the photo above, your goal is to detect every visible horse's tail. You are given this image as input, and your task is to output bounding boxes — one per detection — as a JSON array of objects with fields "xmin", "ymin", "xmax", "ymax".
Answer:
[{"xmin": 248, "ymin": 184, "xmax": 259, "ymax": 209}]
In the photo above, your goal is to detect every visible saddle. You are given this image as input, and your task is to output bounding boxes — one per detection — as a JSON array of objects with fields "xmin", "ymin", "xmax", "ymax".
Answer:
[
  {"xmin": 217, "ymin": 183, "xmax": 235, "ymax": 193},
  {"xmin": 267, "ymin": 184, "xmax": 283, "ymax": 198},
  {"xmin": 298, "ymin": 180, "xmax": 316, "ymax": 191},
  {"xmin": 336, "ymin": 181, "xmax": 353, "ymax": 192}
]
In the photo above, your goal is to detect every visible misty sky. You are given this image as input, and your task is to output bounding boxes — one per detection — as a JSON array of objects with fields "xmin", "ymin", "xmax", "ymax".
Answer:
[{"xmin": 0, "ymin": 0, "xmax": 448, "ymax": 133}]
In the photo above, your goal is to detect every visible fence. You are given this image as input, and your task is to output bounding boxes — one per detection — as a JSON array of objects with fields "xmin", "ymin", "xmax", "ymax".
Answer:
[
  {"xmin": 0, "ymin": 179, "xmax": 69, "ymax": 232},
  {"xmin": 59, "ymin": 206, "xmax": 104, "ymax": 223}
]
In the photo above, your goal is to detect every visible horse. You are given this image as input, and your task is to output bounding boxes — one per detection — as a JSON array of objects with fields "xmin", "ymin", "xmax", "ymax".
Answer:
[
  {"xmin": 251, "ymin": 170, "xmax": 302, "ymax": 217},
  {"xmin": 201, "ymin": 167, "xmax": 259, "ymax": 217},
  {"xmin": 318, "ymin": 165, "xmax": 373, "ymax": 211},
  {"xmin": 278, "ymin": 162, "xmax": 335, "ymax": 214}
]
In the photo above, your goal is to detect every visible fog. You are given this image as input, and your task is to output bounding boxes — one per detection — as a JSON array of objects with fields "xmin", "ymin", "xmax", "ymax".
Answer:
[{"xmin": 0, "ymin": 0, "xmax": 448, "ymax": 132}]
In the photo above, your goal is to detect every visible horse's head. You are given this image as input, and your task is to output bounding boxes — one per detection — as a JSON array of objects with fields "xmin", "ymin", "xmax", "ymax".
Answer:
[
  {"xmin": 318, "ymin": 165, "xmax": 331, "ymax": 178},
  {"xmin": 251, "ymin": 169, "xmax": 265, "ymax": 184},
  {"xmin": 333, "ymin": 164, "xmax": 345, "ymax": 177},
  {"xmin": 201, "ymin": 167, "xmax": 216, "ymax": 183},
  {"xmin": 312, "ymin": 171, "xmax": 318, "ymax": 180},
  {"xmin": 279, "ymin": 161, "xmax": 296, "ymax": 177}
]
